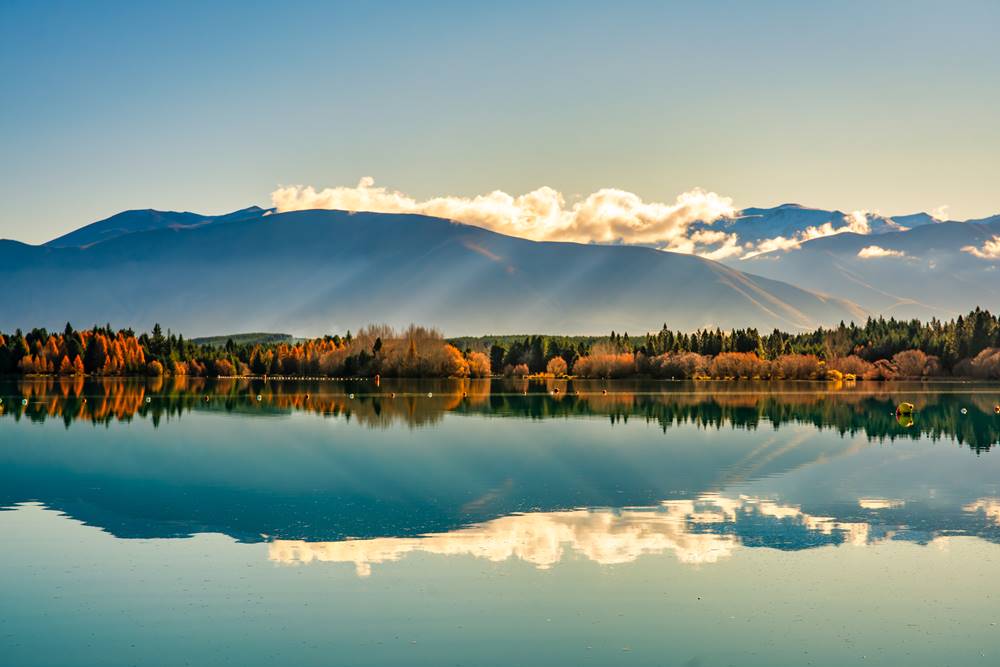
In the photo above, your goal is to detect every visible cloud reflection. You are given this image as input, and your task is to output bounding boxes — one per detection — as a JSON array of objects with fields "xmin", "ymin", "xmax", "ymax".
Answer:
[
  {"xmin": 269, "ymin": 494, "xmax": 871, "ymax": 577},
  {"xmin": 963, "ymin": 498, "xmax": 1000, "ymax": 526}
]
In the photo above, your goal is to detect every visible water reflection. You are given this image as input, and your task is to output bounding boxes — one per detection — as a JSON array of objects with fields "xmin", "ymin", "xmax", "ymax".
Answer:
[
  {"xmin": 3, "ymin": 377, "xmax": 1000, "ymax": 575},
  {"xmin": 269, "ymin": 494, "xmax": 870, "ymax": 576},
  {"xmin": 2, "ymin": 377, "xmax": 999, "ymax": 449},
  {"xmin": 268, "ymin": 492, "xmax": 1000, "ymax": 577},
  {"xmin": 964, "ymin": 498, "xmax": 1000, "ymax": 525}
]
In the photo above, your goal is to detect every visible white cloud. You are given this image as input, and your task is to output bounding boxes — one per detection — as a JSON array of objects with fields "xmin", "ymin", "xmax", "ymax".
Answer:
[
  {"xmin": 931, "ymin": 205, "xmax": 950, "ymax": 221},
  {"xmin": 857, "ymin": 245, "xmax": 906, "ymax": 259},
  {"xmin": 844, "ymin": 210, "xmax": 873, "ymax": 234},
  {"xmin": 962, "ymin": 235, "xmax": 1000, "ymax": 260},
  {"xmin": 271, "ymin": 179, "xmax": 893, "ymax": 262},
  {"xmin": 739, "ymin": 210, "xmax": 876, "ymax": 260},
  {"xmin": 272, "ymin": 178, "xmax": 737, "ymax": 255}
]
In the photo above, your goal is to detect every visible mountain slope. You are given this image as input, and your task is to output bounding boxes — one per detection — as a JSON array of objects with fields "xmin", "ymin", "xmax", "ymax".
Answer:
[
  {"xmin": 0, "ymin": 209, "xmax": 863, "ymax": 336},
  {"xmin": 692, "ymin": 203, "xmax": 922, "ymax": 247},
  {"xmin": 44, "ymin": 206, "xmax": 269, "ymax": 248},
  {"xmin": 734, "ymin": 218, "xmax": 1000, "ymax": 319}
]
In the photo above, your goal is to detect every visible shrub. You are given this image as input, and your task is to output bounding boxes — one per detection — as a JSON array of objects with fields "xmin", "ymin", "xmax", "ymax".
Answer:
[
  {"xmin": 891, "ymin": 349, "xmax": 942, "ymax": 379},
  {"xmin": 776, "ymin": 354, "xmax": 821, "ymax": 379},
  {"xmin": 827, "ymin": 355, "xmax": 873, "ymax": 377},
  {"xmin": 213, "ymin": 359, "xmax": 236, "ymax": 377},
  {"xmin": 957, "ymin": 348, "xmax": 1000, "ymax": 379},
  {"xmin": 466, "ymin": 351, "xmax": 491, "ymax": 378},
  {"xmin": 649, "ymin": 352, "xmax": 708, "ymax": 379},
  {"xmin": 864, "ymin": 359, "xmax": 897, "ymax": 380},
  {"xmin": 546, "ymin": 356, "xmax": 568, "ymax": 377},
  {"xmin": 709, "ymin": 352, "xmax": 764, "ymax": 379},
  {"xmin": 508, "ymin": 363, "xmax": 530, "ymax": 377},
  {"xmin": 436, "ymin": 344, "xmax": 470, "ymax": 377},
  {"xmin": 572, "ymin": 353, "xmax": 635, "ymax": 378}
]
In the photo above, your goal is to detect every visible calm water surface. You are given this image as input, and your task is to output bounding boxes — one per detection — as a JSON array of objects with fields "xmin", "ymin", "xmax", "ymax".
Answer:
[{"xmin": 2, "ymin": 377, "xmax": 1000, "ymax": 666}]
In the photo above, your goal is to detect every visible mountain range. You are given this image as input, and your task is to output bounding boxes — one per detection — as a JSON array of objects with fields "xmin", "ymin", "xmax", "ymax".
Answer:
[
  {"xmin": 0, "ymin": 203, "xmax": 997, "ymax": 336},
  {"xmin": 719, "ymin": 205, "xmax": 1000, "ymax": 320}
]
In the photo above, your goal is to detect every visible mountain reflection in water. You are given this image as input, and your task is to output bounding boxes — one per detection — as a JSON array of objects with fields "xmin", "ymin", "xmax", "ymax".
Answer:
[
  {"xmin": 270, "ymin": 493, "xmax": 1000, "ymax": 577},
  {"xmin": 3, "ymin": 377, "xmax": 1000, "ymax": 574}
]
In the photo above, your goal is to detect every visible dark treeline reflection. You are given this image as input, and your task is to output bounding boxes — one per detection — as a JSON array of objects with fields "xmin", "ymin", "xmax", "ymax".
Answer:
[{"xmin": 2, "ymin": 376, "xmax": 999, "ymax": 450}]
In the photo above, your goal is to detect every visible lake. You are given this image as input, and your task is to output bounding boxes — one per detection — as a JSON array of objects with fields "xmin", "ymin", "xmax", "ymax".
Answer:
[{"xmin": 2, "ymin": 377, "xmax": 1000, "ymax": 666}]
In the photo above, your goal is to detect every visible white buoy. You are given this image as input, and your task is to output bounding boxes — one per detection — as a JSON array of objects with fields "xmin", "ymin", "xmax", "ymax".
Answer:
[
  {"xmin": 349, "ymin": 393, "xmax": 354, "ymax": 399},
  {"xmin": 256, "ymin": 395, "xmax": 262, "ymax": 401},
  {"xmin": 427, "ymin": 392, "xmax": 433, "ymax": 398},
  {"xmin": 961, "ymin": 408, "xmax": 968, "ymax": 415}
]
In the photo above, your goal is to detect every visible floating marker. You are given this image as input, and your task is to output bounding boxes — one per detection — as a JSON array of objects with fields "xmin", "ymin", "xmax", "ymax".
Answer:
[
  {"xmin": 22, "ymin": 398, "xmax": 28, "ymax": 405},
  {"xmin": 349, "ymin": 393, "xmax": 354, "ymax": 399},
  {"xmin": 994, "ymin": 405, "xmax": 1000, "ymax": 415},
  {"xmin": 390, "ymin": 392, "xmax": 396, "ymax": 398},
  {"xmin": 145, "ymin": 397, "xmax": 151, "ymax": 404},
  {"xmin": 427, "ymin": 392, "xmax": 433, "ymax": 398},
  {"xmin": 602, "ymin": 389, "xmax": 608, "ymax": 395},
  {"xmin": 256, "ymin": 395, "xmax": 262, "ymax": 401},
  {"xmin": 961, "ymin": 408, "xmax": 968, "ymax": 415}
]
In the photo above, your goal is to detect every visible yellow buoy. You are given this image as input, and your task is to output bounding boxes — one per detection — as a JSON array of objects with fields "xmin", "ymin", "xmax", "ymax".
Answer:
[{"xmin": 896, "ymin": 402, "xmax": 914, "ymax": 415}]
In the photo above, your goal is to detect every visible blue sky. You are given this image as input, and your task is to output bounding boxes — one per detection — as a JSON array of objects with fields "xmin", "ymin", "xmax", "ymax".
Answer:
[{"xmin": 2, "ymin": 0, "xmax": 998, "ymax": 243}]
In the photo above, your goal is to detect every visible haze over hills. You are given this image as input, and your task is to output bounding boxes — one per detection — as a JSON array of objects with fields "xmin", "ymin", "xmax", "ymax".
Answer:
[{"xmin": 0, "ymin": 208, "xmax": 864, "ymax": 336}]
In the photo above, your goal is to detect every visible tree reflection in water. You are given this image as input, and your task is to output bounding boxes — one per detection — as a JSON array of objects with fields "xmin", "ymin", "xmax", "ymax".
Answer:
[{"xmin": 2, "ymin": 376, "xmax": 998, "ymax": 450}]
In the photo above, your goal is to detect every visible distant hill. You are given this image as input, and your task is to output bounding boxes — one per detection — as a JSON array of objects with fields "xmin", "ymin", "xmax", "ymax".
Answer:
[
  {"xmin": 732, "ymin": 217, "xmax": 1000, "ymax": 319},
  {"xmin": 0, "ymin": 208, "xmax": 864, "ymax": 336},
  {"xmin": 190, "ymin": 333, "xmax": 295, "ymax": 347},
  {"xmin": 45, "ymin": 206, "xmax": 270, "ymax": 248},
  {"xmin": 691, "ymin": 203, "xmax": 926, "ymax": 247}
]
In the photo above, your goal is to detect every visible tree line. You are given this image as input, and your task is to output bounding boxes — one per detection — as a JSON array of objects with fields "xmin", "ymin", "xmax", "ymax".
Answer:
[
  {"xmin": 0, "ymin": 323, "xmax": 489, "ymax": 379},
  {"xmin": 458, "ymin": 308, "xmax": 1000, "ymax": 380},
  {"xmin": 2, "ymin": 309, "xmax": 1000, "ymax": 379}
]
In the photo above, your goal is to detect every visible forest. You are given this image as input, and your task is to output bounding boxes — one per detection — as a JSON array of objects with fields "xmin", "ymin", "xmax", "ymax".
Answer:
[{"xmin": 1, "ymin": 308, "xmax": 1000, "ymax": 380}]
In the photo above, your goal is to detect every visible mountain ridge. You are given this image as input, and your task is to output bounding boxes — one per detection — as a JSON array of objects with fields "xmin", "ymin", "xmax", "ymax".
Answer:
[{"xmin": 0, "ymin": 208, "xmax": 864, "ymax": 336}]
